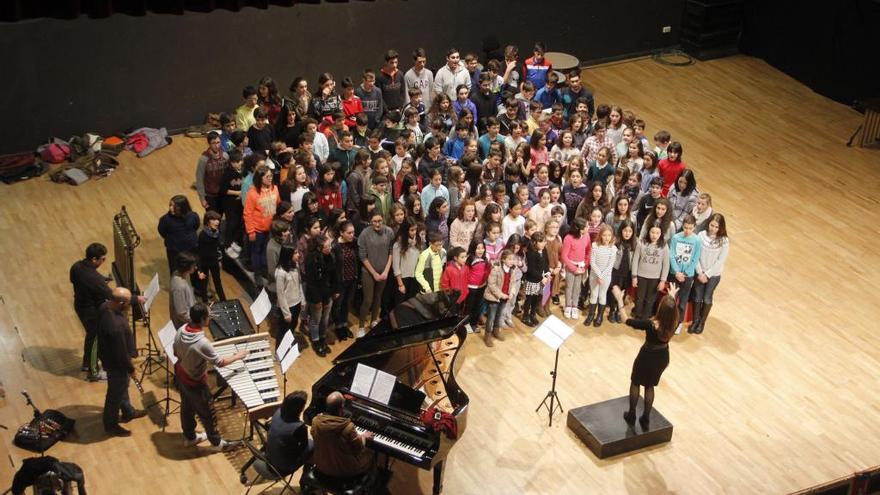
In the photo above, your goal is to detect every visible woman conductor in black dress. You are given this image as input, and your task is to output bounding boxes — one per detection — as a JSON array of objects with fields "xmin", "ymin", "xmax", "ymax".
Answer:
[{"xmin": 623, "ymin": 283, "xmax": 679, "ymax": 429}]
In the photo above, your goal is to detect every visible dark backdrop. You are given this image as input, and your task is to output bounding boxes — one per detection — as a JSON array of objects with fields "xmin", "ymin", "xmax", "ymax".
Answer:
[
  {"xmin": 0, "ymin": 0, "xmax": 683, "ymax": 155},
  {"xmin": 739, "ymin": 0, "xmax": 880, "ymax": 107}
]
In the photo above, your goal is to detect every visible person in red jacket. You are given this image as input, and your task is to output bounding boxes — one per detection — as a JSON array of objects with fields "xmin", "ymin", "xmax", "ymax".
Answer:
[
  {"xmin": 315, "ymin": 162, "xmax": 342, "ymax": 214},
  {"xmin": 658, "ymin": 141, "xmax": 686, "ymax": 197},
  {"xmin": 463, "ymin": 239, "xmax": 490, "ymax": 333},
  {"xmin": 440, "ymin": 246, "xmax": 470, "ymax": 308},
  {"xmin": 340, "ymin": 77, "xmax": 364, "ymax": 130}
]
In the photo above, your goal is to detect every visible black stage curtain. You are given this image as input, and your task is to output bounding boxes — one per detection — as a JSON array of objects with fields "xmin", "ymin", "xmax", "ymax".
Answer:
[
  {"xmin": 0, "ymin": 0, "xmax": 333, "ymax": 22},
  {"xmin": 739, "ymin": 0, "xmax": 880, "ymax": 106}
]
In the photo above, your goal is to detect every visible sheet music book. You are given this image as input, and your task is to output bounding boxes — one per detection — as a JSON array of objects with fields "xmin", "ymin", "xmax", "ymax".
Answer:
[
  {"xmin": 280, "ymin": 344, "xmax": 300, "ymax": 374},
  {"xmin": 350, "ymin": 363, "xmax": 396, "ymax": 405},
  {"xmin": 533, "ymin": 315, "xmax": 574, "ymax": 350},
  {"xmin": 276, "ymin": 330, "xmax": 300, "ymax": 374},
  {"xmin": 276, "ymin": 331, "xmax": 295, "ymax": 361},
  {"xmin": 250, "ymin": 289, "xmax": 272, "ymax": 326},
  {"xmin": 157, "ymin": 320, "xmax": 178, "ymax": 365},
  {"xmin": 143, "ymin": 273, "xmax": 160, "ymax": 312}
]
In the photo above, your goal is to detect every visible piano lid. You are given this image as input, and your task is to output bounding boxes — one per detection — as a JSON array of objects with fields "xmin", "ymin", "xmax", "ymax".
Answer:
[{"xmin": 333, "ymin": 290, "xmax": 467, "ymax": 365}]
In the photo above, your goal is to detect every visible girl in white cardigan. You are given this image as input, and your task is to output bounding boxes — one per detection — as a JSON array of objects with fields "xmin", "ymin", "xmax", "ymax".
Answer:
[
  {"xmin": 690, "ymin": 213, "xmax": 729, "ymax": 334},
  {"xmin": 275, "ymin": 245, "xmax": 304, "ymax": 349}
]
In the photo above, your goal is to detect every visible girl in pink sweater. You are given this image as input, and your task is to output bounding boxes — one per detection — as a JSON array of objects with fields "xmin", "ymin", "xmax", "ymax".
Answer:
[{"xmin": 561, "ymin": 218, "xmax": 591, "ymax": 319}]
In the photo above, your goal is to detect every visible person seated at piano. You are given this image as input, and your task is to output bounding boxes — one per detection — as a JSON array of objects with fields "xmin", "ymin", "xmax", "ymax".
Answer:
[
  {"xmin": 311, "ymin": 391, "xmax": 375, "ymax": 479},
  {"xmin": 173, "ymin": 302, "xmax": 248, "ymax": 452},
  {"xmin": 264, "ymin": 390, "xmax": 313, "ymax": 476}
]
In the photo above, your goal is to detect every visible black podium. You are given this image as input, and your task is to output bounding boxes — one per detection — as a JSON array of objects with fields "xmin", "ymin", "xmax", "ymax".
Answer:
[{"xmin": 567, "ymin": 396, "xmax": 673, "ymax": 459}]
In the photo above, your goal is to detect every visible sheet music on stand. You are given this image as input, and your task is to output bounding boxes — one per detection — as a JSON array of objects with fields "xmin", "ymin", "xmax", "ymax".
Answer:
[
  {"xmin": 157, "ymin": 320, "xmax": 178, "ymax": 365},
  {"xmin": 351, "ymin": 363, "xmax": 396, "ymax": 405},
  {"xmin": 143, "ymin": 273, "xmax": 160, "ymax": 312},
  {"xmin": 276, "ymin": 330, "xmax": 300, "ymax": 374},
  {"xmin": 250, "ymin": 289, "xmax": 272, "ymax": 326},
  {"xmin": 532, "ymin": 315, "xmax": 574, "ymax": 350}
]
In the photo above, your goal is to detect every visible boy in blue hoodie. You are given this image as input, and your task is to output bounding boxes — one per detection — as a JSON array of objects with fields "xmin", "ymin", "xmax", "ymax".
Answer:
[{"xmin": 669, "ymin": 214, "xmax": 702, "ymax": 334}]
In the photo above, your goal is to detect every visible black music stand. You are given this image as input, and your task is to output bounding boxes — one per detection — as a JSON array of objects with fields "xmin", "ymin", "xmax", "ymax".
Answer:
[
  {"xmin": 535, "ymin": 349, "xmax": 564, "ymax": 426},
  {"xmin": 155, "ymin": 354, "xmax": 180, "ymax": 430},
  {"xmin": 532, "ymin": 316, "xmax": 573, "ymax": 427},
  {"xmin": 142, "ymin": 320, "xmax": 180, "ymax": 430},
  {"xmin": 137, "ymin": 308, "xmax": 167, "ymax": 383}
]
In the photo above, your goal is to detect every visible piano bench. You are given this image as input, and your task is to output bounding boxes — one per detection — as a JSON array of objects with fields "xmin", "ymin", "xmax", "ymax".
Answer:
[{"xmin": 299, "ymin": 464, "xmax": 375, "ymax": 495}]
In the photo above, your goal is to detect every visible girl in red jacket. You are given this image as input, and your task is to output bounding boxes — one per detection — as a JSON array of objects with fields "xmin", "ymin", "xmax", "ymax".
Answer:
[
  {"xmin": 440, "ymin": 246, "xmax": 470, "ymax": 310},
  {"xmin": 657, "ymin": 141, "xmax": 686, "ymax": 197},
  {"xmin": 315, "ymin": 162, "xmax": 342, "ymax": 214},
  {"xmin": 464, "ymin": 239, "xmax": 490, "ymax": 333}
]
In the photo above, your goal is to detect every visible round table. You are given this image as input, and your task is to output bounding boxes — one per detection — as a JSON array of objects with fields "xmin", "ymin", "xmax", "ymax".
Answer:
[{"xmin": 545, "ymin": 52, "xmax": 581, "ymax": 72}]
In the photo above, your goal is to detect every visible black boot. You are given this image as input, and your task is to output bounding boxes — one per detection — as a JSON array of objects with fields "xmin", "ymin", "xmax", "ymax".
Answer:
[
  {"xmin": 518, "ymin": 296, "xmax": 532, "ymax": 324},
  {"xmin": 609, "ymin": 304, "xmax": 620, "ymax": 323},
  {"xmin": 593, "ymin": 305, "xmax": 605, "ymax": 327},
  {"xmin": 313, "ymin": 340, "xmax": 326, "ymax": 357},
  {"xmin": 583, "ymin": 304, "xmax": 596, "ymax": 325},
  {"xmin": 688, "ymin": 302, "xmax": 703, "ymax": 333},
  {"xmin": 694, "ymin": 303, "xmax": 712, "ymax": 334},
  {"xmin": 525, "ymin": 296, "xmax": 539, "ymax": 327}
]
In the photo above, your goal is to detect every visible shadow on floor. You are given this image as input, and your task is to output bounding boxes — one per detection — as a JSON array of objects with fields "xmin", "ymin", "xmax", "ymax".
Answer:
[
  {"xmin": 53, "ymin": 404, "xmax": 110, "ymax": 445},
  {"xmin": 21, "ymin": 346, "xmax": 84, "ymax": 378}
]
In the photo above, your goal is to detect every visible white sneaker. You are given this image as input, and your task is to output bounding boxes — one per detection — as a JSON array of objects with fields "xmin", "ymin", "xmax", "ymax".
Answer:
[
  {"xmin": 675, "ymin": 323, "xmax": 683, "ymax": 335},
  {"xmin": 225, "ymin": 247, "xmax": 239, "ymax": 259},
  {"xmin": 86, "ymin": 370, "xmax": 108, "ymax": 382},
  {"xmin": 465, "ymin": 323, "xmax": 474, "ymax": 333},
  {"xmin": 184, "ymin": 432, "xmax": 208, "ymax": 447},
  {"xmin": 230, "ymin": 242, "xmax": 242, "ymax": 253},
  {"xmin": 208, "ymin": 439, "xmax": 239, "ymax": 453},
  {"xmin": 356, "ymin": 328, "xmax": 365, "ymax": 338}
]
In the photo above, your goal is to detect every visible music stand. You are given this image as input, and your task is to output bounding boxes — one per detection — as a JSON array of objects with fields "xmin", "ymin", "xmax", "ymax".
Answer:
[
  {"xmin": 532, "ymin": 315, "xmax": 574, "ymax": 426},
  {"xmin": 276, "ymin": 330, "xmax": 300, "ymax": 399},
  {"xmin": 143, "ymin": 320, "xmax": 181, "ymax": 430}
]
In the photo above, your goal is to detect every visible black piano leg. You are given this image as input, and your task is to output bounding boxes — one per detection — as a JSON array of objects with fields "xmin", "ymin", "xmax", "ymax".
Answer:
[{"xmin": 432, "ymin": 461, "xmax": 444, "ymax": 494}]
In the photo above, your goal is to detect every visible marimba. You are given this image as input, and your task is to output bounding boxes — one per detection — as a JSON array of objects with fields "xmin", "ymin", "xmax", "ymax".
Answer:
[{"xmin": 214, "ymin": 333, "xmax": 281, "ymax": 410}]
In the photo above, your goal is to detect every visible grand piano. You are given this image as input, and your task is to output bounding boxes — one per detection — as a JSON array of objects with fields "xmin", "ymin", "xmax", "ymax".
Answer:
[{"xmin": 305, "ymin": 290, "xmax": 469, "ymax": 494}]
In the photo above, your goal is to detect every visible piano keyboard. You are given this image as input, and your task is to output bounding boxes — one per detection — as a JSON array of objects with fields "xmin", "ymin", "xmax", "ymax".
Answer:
[
  {"xmin": 355, "ymin": 426, "xmax": 426, "ymax": 459},
  {"xmin": 214, "ymin": 334, "xmax": 281, "ymax": 409}
]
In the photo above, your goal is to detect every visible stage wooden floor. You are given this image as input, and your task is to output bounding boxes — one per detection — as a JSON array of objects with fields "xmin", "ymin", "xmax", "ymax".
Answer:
[{"xmin": 1, "ymin": 54, "xmax": 879, "ymax": 494}]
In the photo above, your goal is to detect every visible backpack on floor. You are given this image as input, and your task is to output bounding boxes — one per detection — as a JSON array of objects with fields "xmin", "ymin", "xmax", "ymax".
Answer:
[
  {"xmin": 38, "ymin": 143, "xmax": 70, "ymax": 164},
  {"xmin": 0, "ymin": 152, "xmax": 45, "ymax": 184}
]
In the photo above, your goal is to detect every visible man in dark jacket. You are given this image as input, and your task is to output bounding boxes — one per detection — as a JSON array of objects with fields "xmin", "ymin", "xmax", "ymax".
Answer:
[
  {"xmin": 97, "ymin": 287, "xmax": 146, "ymax": 436},
  {"xmin": 69, "ymin": 243, "xmax": 113, "ymax": 381}
]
